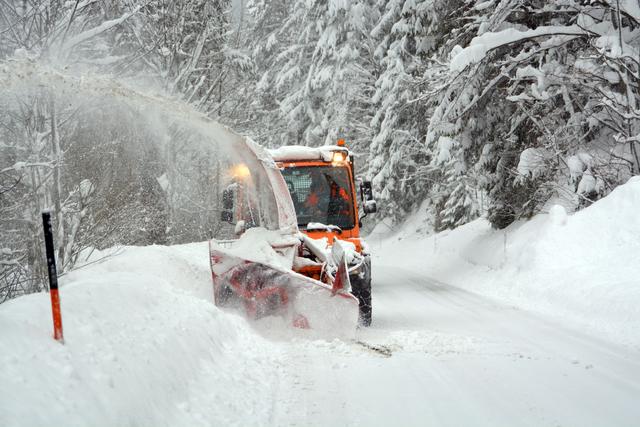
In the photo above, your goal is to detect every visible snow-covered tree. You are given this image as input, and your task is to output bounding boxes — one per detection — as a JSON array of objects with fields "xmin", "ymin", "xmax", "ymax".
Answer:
[
  {"xmin": 0, "ymin": 1, "xmax": 236, "ymax": 302},
  {"xmin": 367, "ymin": 0, "xmax": 460, "ymax": 222},
  {"xmin": 245, "ymin": 0, "xmax": 378, "ymax": 148},
  {"xmin": 425, "ymin": 0, "xmax": 640, "ymax": 228},
  {"xmin": 4, "ymin": 0, "xmax": 640, "ymax": 303}
]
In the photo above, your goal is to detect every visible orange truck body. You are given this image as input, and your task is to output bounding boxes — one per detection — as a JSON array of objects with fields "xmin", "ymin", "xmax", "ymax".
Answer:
[
  {"xmin": 272, "ymin": 145, "xmax": 364, "ymax": 276},
  {"xmin": 269, "ymin": 141, "xmax": 375, "ymax": 326},
  {"xmin": 278, "ymin": 160, "xmax": 362, "ymax": 233}
]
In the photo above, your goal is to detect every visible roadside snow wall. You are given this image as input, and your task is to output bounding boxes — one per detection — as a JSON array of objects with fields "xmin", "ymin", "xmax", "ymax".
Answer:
[
  {"xmin": 374, "ymin": 177, "xmax": 640, "ymax": 349},
  {"xmin": 0, "ymin": 243, "xmax": 281, "ymax": 427}
]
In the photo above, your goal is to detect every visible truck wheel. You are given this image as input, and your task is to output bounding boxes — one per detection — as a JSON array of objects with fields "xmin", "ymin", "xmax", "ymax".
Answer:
[
  {"xmin": 351, "ymin": 257, "xmax": 372, "ymax": 327},
  {"xmin": 357, "ymin": 281, "xmax": 372, "ymax": 327}
]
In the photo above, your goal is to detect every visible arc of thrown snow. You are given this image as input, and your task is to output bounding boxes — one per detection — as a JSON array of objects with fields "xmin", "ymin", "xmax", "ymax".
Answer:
[{"xmin": 0, "ymin": 59, "xmax": 298, "ymax": 232}]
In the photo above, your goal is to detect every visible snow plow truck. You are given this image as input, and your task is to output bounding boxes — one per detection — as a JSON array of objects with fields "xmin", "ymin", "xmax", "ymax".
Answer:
[{"xmin": 209, "ymin": 139, "xmax": 377, "ymax": 333}]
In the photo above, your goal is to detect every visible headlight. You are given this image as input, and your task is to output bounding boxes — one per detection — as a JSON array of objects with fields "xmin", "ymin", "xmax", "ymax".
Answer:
[{"xmin": 332, "ymin": 152, "xmax": 346, "ymax": 164}]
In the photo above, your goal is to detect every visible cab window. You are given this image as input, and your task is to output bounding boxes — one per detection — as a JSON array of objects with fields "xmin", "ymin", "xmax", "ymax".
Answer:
[{"xmin": 281, "ymin": 166, "xmax": 354, "ymax": 229}]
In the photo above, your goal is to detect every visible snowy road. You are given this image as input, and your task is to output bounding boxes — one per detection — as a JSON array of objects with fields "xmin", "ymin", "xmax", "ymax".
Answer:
[
  {"xmin": 3, "ymin": 241, "xmax": 640, "ymax": 427},
  {"xmin": 272, "ymin": 263, "xmax": 640, "ymax": 426}
]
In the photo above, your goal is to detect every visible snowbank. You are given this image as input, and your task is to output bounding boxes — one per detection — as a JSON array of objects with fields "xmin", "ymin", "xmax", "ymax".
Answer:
[
  {"xmin": 211, "ymin": 227, "xmax": 299, "ymax": 270},
  {"xmin": 0, "ymin": 243, "xmax": 282, "ymax": 427},
  {"xmin": 372, "ymin": 177, "xmax": 640, "ymax": 349}
]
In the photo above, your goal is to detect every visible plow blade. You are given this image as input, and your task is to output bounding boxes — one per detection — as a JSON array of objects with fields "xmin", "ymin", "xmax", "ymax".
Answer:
[{"xmin": 210, "ymin": 248, "xmax": 359, "ymax": 335}]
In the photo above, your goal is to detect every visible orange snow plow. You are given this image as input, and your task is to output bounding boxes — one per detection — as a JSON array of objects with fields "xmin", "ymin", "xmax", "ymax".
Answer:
[{"xmin": 209, "ymin": 138, "xmax": 377, "ymax": 333}]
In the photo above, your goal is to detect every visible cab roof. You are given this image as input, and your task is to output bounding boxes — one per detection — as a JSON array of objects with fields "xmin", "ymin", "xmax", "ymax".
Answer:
[{"xmin": 268, "ymin": 145, "xmax": 350, "ymax": 163}]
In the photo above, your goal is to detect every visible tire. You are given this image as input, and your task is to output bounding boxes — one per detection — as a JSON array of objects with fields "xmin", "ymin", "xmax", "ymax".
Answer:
[{"xmin": 350, "ymin": 257, "xmax": 372, "ymax": 327}]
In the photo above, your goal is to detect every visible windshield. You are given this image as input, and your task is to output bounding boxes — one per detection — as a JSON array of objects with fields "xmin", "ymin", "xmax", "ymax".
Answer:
[{"xmin": 281, "ymin": 165, "xmax": 355, "ymax": 230}]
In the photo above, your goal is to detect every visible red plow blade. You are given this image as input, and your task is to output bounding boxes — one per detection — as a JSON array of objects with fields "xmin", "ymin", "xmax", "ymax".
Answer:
[{"xmin": 210, "ymin": 247, "xmax": 359, "ymax": 336}]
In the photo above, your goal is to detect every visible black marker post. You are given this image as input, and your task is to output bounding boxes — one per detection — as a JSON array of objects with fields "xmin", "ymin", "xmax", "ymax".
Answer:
[{"xmin": 42, "ymin": 211, "xmax": 64, "ymax": 343}]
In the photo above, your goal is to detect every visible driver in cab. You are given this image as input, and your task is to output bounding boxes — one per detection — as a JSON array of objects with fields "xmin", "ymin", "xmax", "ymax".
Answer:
[{"xmin": 303, "ymin": 172, "xmax": 351, "ymax": 221}]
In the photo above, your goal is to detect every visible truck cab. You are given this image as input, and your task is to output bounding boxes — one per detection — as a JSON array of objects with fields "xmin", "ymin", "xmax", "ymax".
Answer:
[{"xmin": 269, "ymin": 140, "xmax": 377, "ymax": 325}]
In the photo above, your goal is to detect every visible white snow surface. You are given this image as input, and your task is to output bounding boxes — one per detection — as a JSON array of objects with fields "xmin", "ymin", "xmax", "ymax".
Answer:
[
  {"xmin": 2, "ymin": 178, "xmax": 640, "ymax": 426},
  {"xmin": 0, "ymin": 243, "xmax": 283, "ymax": 427},
  {"xmin": 516, "ymin": 147, "xmax": 550, "ymax": 178},
  {"xmin": 373, "ymin": 176, "xmax": 640, "ymax": 350},
  {"xmin": 212, "ymin": 227, "xmax": 299, "ymax": 270},
  {"xmin": 268, "ymin": 145, "xmax": 348, "ymax": 162},
  {"xmin": 450, "ymin": 25, "xmax": 585, "ymax": 72}
]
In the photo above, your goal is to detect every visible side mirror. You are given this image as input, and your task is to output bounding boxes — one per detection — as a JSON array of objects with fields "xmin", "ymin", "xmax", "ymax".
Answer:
[
  {"xmin": 363, "ymin": 200, "xmax": 377, "ymax": 214},
  {"xmin": 220, "ymin": 188, "xmax": 234, "ymax": 223},
  {"xmin": 359, "ymin": 180, "xmax": 377, "ymax": 218},
  {"xmin": 360, "ymin": 181, "xmax": 374, "ymax": 202}
]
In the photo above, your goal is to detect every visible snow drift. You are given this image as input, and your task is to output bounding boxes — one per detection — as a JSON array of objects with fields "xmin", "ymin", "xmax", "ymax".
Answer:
[
  {"xmin": 373, "ymin": 177, "xmax": 640, "ymax": 349},
  {"xmin": 0, "ymin": 243, "xmax": 282, "ymax": 427}
]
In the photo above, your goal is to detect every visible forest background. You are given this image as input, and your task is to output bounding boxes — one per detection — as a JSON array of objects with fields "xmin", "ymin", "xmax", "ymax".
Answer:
[{"xmin": 1, "ymin": 0, "xmax": 638, "ymax": 301}]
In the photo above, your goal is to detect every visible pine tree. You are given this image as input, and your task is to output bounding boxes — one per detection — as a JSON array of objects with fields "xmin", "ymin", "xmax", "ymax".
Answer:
[
  {"xmin": 244, "ymin": 0, "xmax": 377, "ymax": 147},
  {"xmin": 368, "ymin": 0, "xmax": 461, "ymax": 222}
]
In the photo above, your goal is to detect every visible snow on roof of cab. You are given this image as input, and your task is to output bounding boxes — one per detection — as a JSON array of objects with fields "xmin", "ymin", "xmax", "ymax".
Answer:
[{"xmin": 268, "ymin": 145, "xmax": 349, "ymax": 162}]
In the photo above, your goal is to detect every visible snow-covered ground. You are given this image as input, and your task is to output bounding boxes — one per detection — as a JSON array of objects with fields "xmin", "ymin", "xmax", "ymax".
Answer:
[
  {"xmin": 2, "ymin": 179, "xmax": 640, "ymax": 426},
  {"xmin": 0, "ymin": 244, "xmax": 286, "ymax": 426},
  {"xmin": 372, "ymin": 176, "xmax": 640, "ymax": 351}
]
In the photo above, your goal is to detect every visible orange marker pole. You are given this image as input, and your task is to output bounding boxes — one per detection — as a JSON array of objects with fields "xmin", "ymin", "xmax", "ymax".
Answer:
[{"xmin": 42, "ymin": 211, "xmax": 64, "ymax": 343}]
